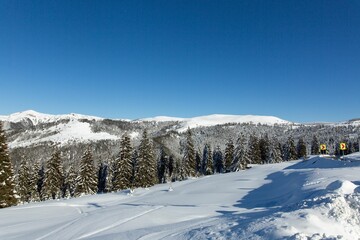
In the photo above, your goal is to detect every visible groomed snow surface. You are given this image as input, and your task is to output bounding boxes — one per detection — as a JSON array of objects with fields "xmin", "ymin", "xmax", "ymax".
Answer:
[{"xmin": 2, "ymin": 153, "xmax": 360, "ymax": 239}]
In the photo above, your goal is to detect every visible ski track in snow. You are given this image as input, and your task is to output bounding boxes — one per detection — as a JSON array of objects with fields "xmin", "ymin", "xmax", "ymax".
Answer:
[{"xmin": 76, "ymin": 206, "xmax": 165, "ymax": 239}]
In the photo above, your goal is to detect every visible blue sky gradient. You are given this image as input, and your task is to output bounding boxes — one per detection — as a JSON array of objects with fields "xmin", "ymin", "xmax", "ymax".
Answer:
[{"xmin": 1, "ymin": 0, "xmax": 360, "ymax": 122}]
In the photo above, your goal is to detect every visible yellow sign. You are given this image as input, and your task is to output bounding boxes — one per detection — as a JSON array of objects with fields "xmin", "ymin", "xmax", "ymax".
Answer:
[
  {"xmin": 340, "ymin": 142, "xmax": 347, "ymax": 150},
  {"xmin": 320, "ymin": 144, "xmax": 326, "ymax": 151}
]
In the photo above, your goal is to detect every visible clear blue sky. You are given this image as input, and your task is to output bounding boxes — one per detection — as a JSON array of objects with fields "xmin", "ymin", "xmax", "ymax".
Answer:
[{"xmin": 1, "ymin": 0, "xmax": 360, "ymax": 122}]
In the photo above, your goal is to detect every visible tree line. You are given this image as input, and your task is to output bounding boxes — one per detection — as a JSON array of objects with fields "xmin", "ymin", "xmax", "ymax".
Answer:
[{"xmin": 1, "ymin": 122, "xmax": 359, "ymax": 208}]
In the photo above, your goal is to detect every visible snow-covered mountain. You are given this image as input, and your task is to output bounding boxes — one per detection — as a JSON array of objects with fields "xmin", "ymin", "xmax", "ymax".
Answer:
[
  {"xmin": 141, "ymin": 114, "xmax": 292, "ymax": 132},
  {"xmin": 0, "ymin": 110, "xmax": 293, "ymax": 148},
  {"xmin": 2, "ymin": 153, "xmax": 360, "ymax": 239},
  {"xmin": 1, "ymin": 110, "xmax": 359, "ymax": 169}
]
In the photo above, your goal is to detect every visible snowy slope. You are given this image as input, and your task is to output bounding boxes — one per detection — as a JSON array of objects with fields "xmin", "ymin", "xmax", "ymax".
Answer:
[
  {"xmin": 141, "ymin": 114, "xmax": 292, "ymax": 132},
  {"xmin": 0, "ymin": 110, "xmax": 102, "ymax": 125},
  {"xmin": 0, "ymin": 110, "xmax": 119, "ymax": 148},
  {"xmin": 2, "ymin": 155, "xmax": 360, "ymax": 239}
]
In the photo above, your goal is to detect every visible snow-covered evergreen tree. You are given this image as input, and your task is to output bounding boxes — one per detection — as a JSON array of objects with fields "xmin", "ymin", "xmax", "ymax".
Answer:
[
  {"xmin": 183, "ymin": 128, "xmax": 196, "ymax": 177},
  {"xmin": 311, "ymin": 135, "xmax": 319, "ymax": 155},
  {"xmin": 284, "ymin": 136, "xmax": 297, "ymax": 161},
  {"xmin": 134, "ymin": 130, "xmax": 156, "ymax": 188},
  {"xmin": 157, "ymin": 147, "xmax": 167, "ymax": 184},
  {"xmin": 213, "ymin": 146, "xmax": 224, "ymax": 173},
  {"xmin": 43, "ymin": 150, "xmax": 64, "ymax": 200},
  {"xmin": 17, "ymin": 157, "xmax": 32, "ymax": 203},
  {"xmin": 259, "ymin": 134, "xmax": 271, "ymax": 164},
  {"xmin": 29, "ymin": 160, "xmax": 41, "ymax": 202},
  {"xmin": 297, "ymin": 138, "xmax": 307, "ymax": 159},
  {"xmin": 0, "ymin": 122, "xmax": 17, "ymax": 208},
  {"xmin": 65, "ymin": 165, "xmax": 77, "ymax": 197},
  {"xmin": 76, "ymin": 149, "xmax": 97, "ymax": 196},
  {"xmin": 248, "ymin": 135, "xmax": 261, "ymax": 164},
  {"xmin": 205, "ymin": 144, "xmax": 213, "ymax": 175},
  {"xmin": 232, "ymin": 134, "xmax": 249, "ymax": 171},
  {"xmin": 113, "ymin": 134, "xmax": 133, "ymax": 190},
  {"xmin": 270, "ymin": 138, "xmax": 283, "ymax": 163},
  {"xmin": 224, "ymin": 139, "xmax": 234, "ymax": 172}
]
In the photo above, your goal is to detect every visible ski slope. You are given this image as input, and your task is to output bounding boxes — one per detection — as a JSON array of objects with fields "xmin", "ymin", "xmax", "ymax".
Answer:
[{"xmin": 2, "ymin": 153, "xmax": 360, "ymax": 239}]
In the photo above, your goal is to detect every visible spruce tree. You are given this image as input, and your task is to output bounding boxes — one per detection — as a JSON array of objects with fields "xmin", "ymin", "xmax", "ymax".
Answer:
[
  {"xmin": 183, "ymin": 128, "xmax": 196, "ymax": 177},
  {"xmin": 213, "ymin": 146, "xmax": 224, "ymax": 173},
  {"xmin": 134, "ymin": 130, "xmax": 156, "ymax": 188},
  {"xmin": 113, "ymin": 134, "xmax": 133, "ymax": 190},
  {"xmin": 76, "ymin": 149, "xmax": 97, "ymax": 196},
  {"xmin": 30, "ymin": 160, "xmax": 41, "ymax": 202},
  {"xmin": 195, "ymin": 151, "xmax": 201, "ymax": 176},
  {"xmin": 233, "ymin": 134, "xmax": 249, "ymax": 171},
  {"xmin": 248, "ymin": 135, "xmax": 261, "ymax": 164},
  {"xmin": 311, "ymin": 135, "xmax": 319, "ymax": 155},
  {"xmin": 285, "ymin": 136, "xmax": 297, "ymax": 161},
  {"xmin": 157, "ymin": 148, "xmax": 167, "ymax": 184},
  {"xmin": 297, "ymin": 138, "xmax": 307, "ymax": 159},
  {"xmin": 259, "ymin": 134, "xmax": 270, "ymax": 164},
  {"xmin": 17, "ymin": 158, "xmax": 32, "ymax": 203},
  {"xmin": 65, "ymin": 165, "xmax": 77, "ymax": 197},
  {"xmin": 224, "ymin": 139, "xmax": 234, "ymax": 172},
  {"xmin": 0, "ymin": 121, "xmax": 17, "ymax": 208},
  {"xmin": 205, "ymin": 144, "xmax": 213, "ymax": 175},
  {"xmin": 43, "ymin": 150, "xmax": 64, "ymax": 200},
  {"xmin": 271, "ymin": 138, "xmax": 283, "ymax": 163}
]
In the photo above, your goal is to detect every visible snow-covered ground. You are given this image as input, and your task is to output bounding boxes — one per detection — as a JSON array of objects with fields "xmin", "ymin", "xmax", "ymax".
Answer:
[{"xmin": 2, "ymin": 153, "xmax": 360, "ymax": 239}]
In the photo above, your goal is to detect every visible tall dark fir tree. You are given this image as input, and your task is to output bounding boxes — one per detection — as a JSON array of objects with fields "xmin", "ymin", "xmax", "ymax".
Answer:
[
  {"xmin": 297, "ymin": 138, "xmax": 307, "ymax": 159},
  {"xmin": 76, "ymin": 148, "xmax": 97, "ymax": 196},
  {"xmin": 224, "ymin": 139, "xmax": 234, "ymax": 172},
  {"xmin": 113, "ymin": 134, "xmax": 133, "ymax": 190},
  {"xmin": 43, "ymin": 150, "xmax": 64, "ymax": 200},
  {"xmin": 183, "ymin": 128, "xmax": 196, "ymax": 177},
  {"xmin": 17, "ymin": 157, "xmax": 32, "ymax": 203},
  {"xmin": 311, "ymin": 135, "xmax": 319, "ymax": 155},
  {"xmin": 135, "ymin": 130, "xmax": 157, "ymax": 188},
  {"xmin": 0, "ymin": 122, "xmax": 17, "ymax": 208}
]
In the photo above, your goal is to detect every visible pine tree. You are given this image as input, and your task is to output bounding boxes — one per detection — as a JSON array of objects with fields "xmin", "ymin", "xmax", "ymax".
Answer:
[
  {"xmin": 113, "ymin": 134, "xmax": 133, "ymax": 190},
  {"xmin": 157, "ymin": 148, "xmax": 167, "ymax": 184},
  {"xmin": 97, "ymin": 161, "xmax": 107, "ymax": 193},
  {"xmin": 205, "ymin": 144, "xmax": 213, "ymax": 175},
  {"xmin": 30, "ymin": 160, "xmax": 41, "ymax": 202},
  {"xmin": 297, "ymin": 138, "xmax": 307, "ymax": 159},
  {"xmin": 76, "ymin": 149, "xmax": 97, "ymax": 196},
  {"xmin": 0, "ymin": 121, "xmax": 17, "ymax": 208},
  {"xmin": 285, "ymin": 136, "xmax": 297, "ymax": 161},
  {"xmin": 65, "ymin": 165, "xmax": 77, "ymax": 197},
  {"xmin": 43, "ymin": 150, "xmax": 64, "ymax": 200},
  {"xmin": 311, "ymin": 135, "xmax": 319, "ymax": 155},
  {"xmin": 270, "ymin": 138, "xmax": 283, "ymax": 163},
  {"xmin": 17, "ymin": 158, "xmax": 32, "ymax": 203},
  {"xmin": 213, "ymin": 146, "xmax": 224, "ymax": 173},
  {"xmin": 183, "ymin": 128, "xmax": 196, "ymax": 177},
  {"xmin": 32, "ymin": 161, "xmax": 45, "ymax": 201},
  {"xmin": 259, "ymin": 134, "xmax": 270, "ymax": 164},
  {"xmin": 233, "ymin": 134, "xmax": 249, "ymax": 171},
  {"xmin": 195, "ymin": 151, "xmax": 201, "ymax": 176},
  {"xmin": 224, "ymin": 139, "xmax": 234, "ymax": 172},
  {"xmin": 134, "ymin": 130, "xmax": 156, "ymax": 188},
  {"xmin": 248, "ymin": 135, "xmax": 261, "ymax": 164}
]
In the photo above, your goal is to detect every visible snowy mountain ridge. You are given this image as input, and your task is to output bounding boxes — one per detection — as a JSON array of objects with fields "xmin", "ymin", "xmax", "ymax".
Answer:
[{"xmin": 1, "ymin": 110, "xmax": 293, "ymax": 127}]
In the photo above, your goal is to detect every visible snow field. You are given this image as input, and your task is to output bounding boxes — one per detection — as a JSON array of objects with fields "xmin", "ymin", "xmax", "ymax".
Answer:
[{"xmin": 1, "ymin": 155, "xmax": 360, "ymax": 239}]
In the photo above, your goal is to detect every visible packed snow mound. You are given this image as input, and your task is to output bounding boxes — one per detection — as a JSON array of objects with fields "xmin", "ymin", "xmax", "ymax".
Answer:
[
  {"xmin": 326, "ymin": 180, "xmax": 357, "ymax": 195},
  {"xmin": 0, "ymin": 110, "xmax": 102, "ymax": 125},
  {"xmin": 142, "ymin": 114, "xmax": 292, "ymax": 132}
]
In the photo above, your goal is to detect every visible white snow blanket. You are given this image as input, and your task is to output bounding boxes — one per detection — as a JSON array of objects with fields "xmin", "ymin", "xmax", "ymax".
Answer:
[{"xmin": 1, "ymin": 153, "xmax": 360, "ymax": 239}]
